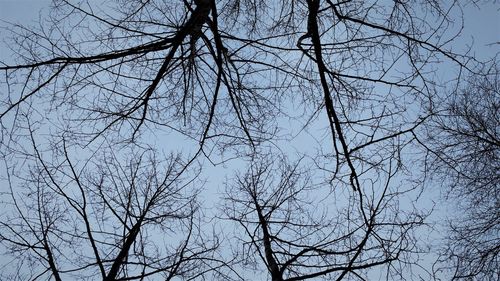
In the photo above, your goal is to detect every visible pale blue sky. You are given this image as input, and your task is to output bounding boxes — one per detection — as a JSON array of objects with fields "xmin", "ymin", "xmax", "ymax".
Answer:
[{"xmin": 0, "ymin": 1, "xmax": 498, "ymax": 280}]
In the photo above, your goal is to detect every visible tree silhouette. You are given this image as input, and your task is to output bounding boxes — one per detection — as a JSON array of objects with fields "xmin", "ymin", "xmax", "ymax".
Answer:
[
  {"xmin": 223, "ymin": 156, "xmax": 424, "ymax": 280},
  {"xmin": 423, "ymin": 64, "xmax": 499, "ymax": 280},
  {"xmin": 1, "ymin": 129, "xmax": 222, "ymax": 280},
  {"xmin": 0, "ymin": 0, "xmax": 496, "ymax": 280}
]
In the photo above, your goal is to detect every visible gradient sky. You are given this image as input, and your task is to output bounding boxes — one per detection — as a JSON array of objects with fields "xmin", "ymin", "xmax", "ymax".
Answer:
[{"xmin": 0, "ymin": 1, "xmax": 498, "ymax": 280}]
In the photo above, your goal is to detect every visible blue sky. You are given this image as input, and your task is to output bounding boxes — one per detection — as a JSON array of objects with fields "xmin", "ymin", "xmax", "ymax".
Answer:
[{"xmin": 0, "ymin": 1, "xmax": 498, "ymax": 280}]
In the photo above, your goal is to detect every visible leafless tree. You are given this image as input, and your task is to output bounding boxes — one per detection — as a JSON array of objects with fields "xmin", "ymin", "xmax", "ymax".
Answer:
[
  {"xmin": 0, "ymin": 0, "xmax": 495, "ymax": 280},
  {"xmin": 0, "ymin": 0, "xmax": 475, "ymax": 152},
  {"xmin": 0, "ymin": 129, "xmax": 221, "ymax": 280},
  {"xmin": 223, "ymin": 156, "xmax": 426, "ymax": 281},
  {"xmin": 421, "ymin": 64, "xmax": 499, "ymax": 281}
]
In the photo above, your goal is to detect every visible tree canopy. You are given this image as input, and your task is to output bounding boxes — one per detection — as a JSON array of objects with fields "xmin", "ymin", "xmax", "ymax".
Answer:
[{"xmin": 0, "ymin": 0, "xmax": 498, "ymax": 280}]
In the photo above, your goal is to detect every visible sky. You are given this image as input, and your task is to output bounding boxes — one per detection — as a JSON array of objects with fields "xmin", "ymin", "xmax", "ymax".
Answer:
[
  {"xmin": 0, "ymin": 0, "xmax": 48, "ymax": 22},
  {"xmin": 0, "ymin": 0, "xmax": 498, "ymax": 280}
]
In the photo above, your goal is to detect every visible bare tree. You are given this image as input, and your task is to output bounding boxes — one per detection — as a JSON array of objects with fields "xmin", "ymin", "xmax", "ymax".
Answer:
[
  {"xmin": 0, "ymin": 0, "xmax": 495, "ymax": 280},
  {"xmin": 223, "ymin": 156, "xmax": 426, "ymax": 281},
  {"xmin": 0, "ymin": 0, "xmax": 474, "ymax": 151},
  {"xmin": 0, "ymin": 129, "xmax": 221, "ymax": 280},
  {"xmin": 421, "ymin": 64, "xmax": 499, "ymax": 280}
]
